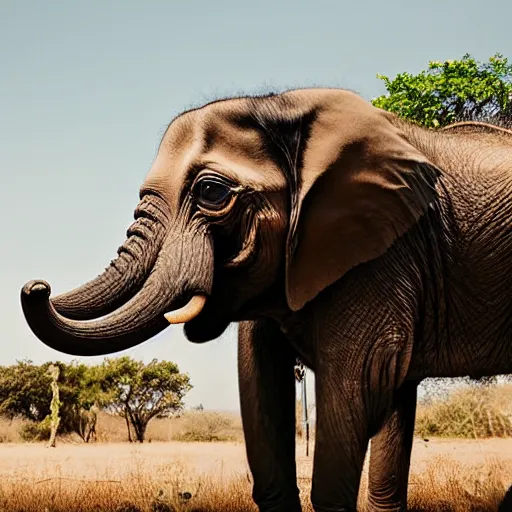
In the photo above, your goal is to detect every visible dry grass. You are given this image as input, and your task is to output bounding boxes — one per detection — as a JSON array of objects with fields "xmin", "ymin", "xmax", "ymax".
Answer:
[
  {"xmin": 416, "ymin": 384, "xmax": 512, "ymax": 439},
  {"xmin": 6, "ymin": 384, "xmax": 510, "ymax": 445},
  {"xmin": 96, "ymin": 410, "xmax": 244, "ymax": 444},
  {"xmin": 172, "ymin": 411, "xmax": 242, "ymax": 442},
  {"xmin": 405, "ymin": 456, "xmax": 512, "ymax": 512},
  {"xmin": 1, "ymin": 384, "xmax": 511, "ymax": 510},
  {"xmin": 0, "ymin": 417, "xmax": 28, "ymax": 444},
  {"xmin": 0, "ymin": 439, "xmax": 510, "ymax": 511},
  {"xmin": 2, "ymin": 411, "xmax": 245, "ymax": 445}
]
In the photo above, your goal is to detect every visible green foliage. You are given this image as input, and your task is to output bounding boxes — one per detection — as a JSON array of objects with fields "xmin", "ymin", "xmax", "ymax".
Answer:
[
  {"xmin": 53, "ymin": 362, "xmax": 106, "ymax": 442},
  {"xmin": 0, "ymin": 360, "xmax": 102, "ymax": 441},
  {"xmin": 100, "ymin": 357, "xmax": 192, "ymax": 442},
  {"xmin": 0, "ymin": 360, "xmax": 52, "ymax": 422},
  {"xmin": 372, "ymin": 53, "xmax": 512, "ymax": 127},
  {"xmin": 19, "ymin": 421, "xmax": 51, "ymax": 442},
  {"xmin": 0, "ymin": 357, "xmax": 191, "ymax": 444}
]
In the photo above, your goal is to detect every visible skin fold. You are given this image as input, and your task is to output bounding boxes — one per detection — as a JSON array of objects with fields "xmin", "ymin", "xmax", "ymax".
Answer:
[{"xmin": 21, "ymin": 88, "xmax": 512, "ymax": 511}]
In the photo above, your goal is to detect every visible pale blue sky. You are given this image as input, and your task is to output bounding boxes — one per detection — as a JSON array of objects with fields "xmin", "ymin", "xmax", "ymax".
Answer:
[{"xmin": 1, "ymin": 0, "xmax": 511, "ymax": 412}]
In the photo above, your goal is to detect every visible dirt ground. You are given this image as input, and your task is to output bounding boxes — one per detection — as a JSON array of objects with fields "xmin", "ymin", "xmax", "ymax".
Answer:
[{"xmin": 0, "ymin": 437, "xmax": 511, "ymax": 483}]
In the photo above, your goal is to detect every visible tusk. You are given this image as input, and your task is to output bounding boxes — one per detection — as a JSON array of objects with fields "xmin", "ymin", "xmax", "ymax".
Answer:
[{"xmin": 164, "ymin": 295, "xmax": 207, "ymax": 324}]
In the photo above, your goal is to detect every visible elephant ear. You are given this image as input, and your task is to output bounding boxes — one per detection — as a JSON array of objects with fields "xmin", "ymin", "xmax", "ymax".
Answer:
[{"xmin": 285, "ymin": 93, "xmax": 441, "ymax": 312}]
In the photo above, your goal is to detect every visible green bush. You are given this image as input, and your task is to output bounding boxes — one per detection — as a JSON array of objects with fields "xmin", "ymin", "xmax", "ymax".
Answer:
[{"xmin": 19, "ymin": 421, "xmax": 51, "ymax": 442}]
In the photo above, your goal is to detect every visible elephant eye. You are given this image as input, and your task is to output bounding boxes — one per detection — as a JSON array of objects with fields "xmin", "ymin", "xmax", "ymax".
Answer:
[{"xmin": 194, "ymin": 178, "xmax": 233, "ymax": 210}]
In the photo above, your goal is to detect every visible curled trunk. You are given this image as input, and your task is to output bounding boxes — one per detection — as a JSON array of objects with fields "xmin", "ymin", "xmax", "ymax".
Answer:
[
  {"xmin": 50, "ymin": 193, "xmax": 170, "ymax": 320},
  {"xmin": 21, "ymin": 275, "xmax": 171, "ymax": 356},
  {"xmin": 21, "ymin": 221, "xmax": 214, "ymax": 356}
]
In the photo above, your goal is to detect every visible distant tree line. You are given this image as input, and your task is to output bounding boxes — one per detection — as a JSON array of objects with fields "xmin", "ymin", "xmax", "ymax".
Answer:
[{"xmin": 0, "ymin": 356, "xmax": 191, "ymax": 444}]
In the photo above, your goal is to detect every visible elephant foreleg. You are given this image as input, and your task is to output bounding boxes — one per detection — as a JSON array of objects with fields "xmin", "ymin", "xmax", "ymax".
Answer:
[
  {"xmin": 367, "ymin": 381, "xmax": 418, "ymax": 512},
  {"xmin": 310, "ymin": 376, "xmax": 376, "ymax": 512},
  {"xmin": 238, "ymin": 319, "xmax": 302, "ymax": 512}
]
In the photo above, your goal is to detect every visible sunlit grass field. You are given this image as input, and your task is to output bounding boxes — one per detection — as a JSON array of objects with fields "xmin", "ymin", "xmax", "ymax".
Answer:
[
  {"xmin": 0, "ymin": 438, "xmax": 511, "ymax": 511},
  {"xmin": 0, "ymin": 384, "xmax": 511, "ymax": 511}
]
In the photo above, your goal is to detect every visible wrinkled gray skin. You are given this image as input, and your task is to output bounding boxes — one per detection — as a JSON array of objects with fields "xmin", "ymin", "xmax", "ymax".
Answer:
[{"xmin": 21, "ymin": 89, "xmax": 512, "ymax": 512}]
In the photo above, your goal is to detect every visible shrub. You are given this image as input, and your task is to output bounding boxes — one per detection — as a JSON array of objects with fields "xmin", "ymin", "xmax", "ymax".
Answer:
[
  {"xmin": 415, "ymin": 384, "xmax": 512, "ymax": 439},
  {"xmin": 172, "ymin": 411, "xmax": 236, "ymax": 442},
  {"xmin": 19, "ymin": 421, "xmax": 51, "ymax": 442}
]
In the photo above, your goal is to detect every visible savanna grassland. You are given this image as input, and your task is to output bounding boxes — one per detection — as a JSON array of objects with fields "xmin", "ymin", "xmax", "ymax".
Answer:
[{"xmin": 0, "ymin": 385, "xmax": 511, "ymax": 512}]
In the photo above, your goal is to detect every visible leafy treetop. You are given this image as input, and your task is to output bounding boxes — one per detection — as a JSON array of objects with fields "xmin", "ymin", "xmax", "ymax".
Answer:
[
  {"xmin": 0, "ymin": 356, "xmax": 192, "ymax": 443},
  {"xmin": 371, "ymin": 53, "xmax": 512, "ymax": 128}
]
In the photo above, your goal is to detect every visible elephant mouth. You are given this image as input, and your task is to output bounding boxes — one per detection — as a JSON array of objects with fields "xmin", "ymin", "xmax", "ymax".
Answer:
[
  {"xmin": 185, "ymin": 311, "xmax": 232, "ymax": 344},
  {"xmin": 173, "ymin": 271, "xmax": 281, "ymax": 344},
  {"xmin": 176, "ymin": 288, "xmax": 235, "ymax": 344}
]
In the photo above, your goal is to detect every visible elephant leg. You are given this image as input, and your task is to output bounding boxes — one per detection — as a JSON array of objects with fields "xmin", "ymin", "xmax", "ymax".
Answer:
[
  {"xmin": 367, "ymin": 381, "xmax": 418, "ymax": 512},
  {"xmin": 238, "ymin": 319, "xmax": 302, "ymax": 512},
  {"xmin": 310, "ymin": 376, "xmax": 385, "ymax": 512}
]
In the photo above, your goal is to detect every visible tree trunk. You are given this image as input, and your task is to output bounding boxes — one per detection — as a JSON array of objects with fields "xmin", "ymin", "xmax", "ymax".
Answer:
[
  {"xmin": 86, "ymin": 407, "xmax": 98, "ymax": 443},
  {"xmin": 135, "ymin": 421, "xmax": 146, "ymax": 443},
  {"xmin": 47, "ymin": 364, "xmax": 61, "ymax": 448},
  {"xmin": 130, "ymin": 412, "xmax": 146, "ymax": 443},
  {"xmin": 124, "ymin": 408, "xmax": 133, "ymax": 443}
]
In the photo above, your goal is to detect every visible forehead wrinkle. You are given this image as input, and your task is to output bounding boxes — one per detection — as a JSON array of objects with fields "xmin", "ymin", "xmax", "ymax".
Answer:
[
  {"xmin": 160, "ymin": 107, "xmax": 280, "ymax": 192},
  {"xmin": 161, "ymin": 91, "xmax": 297, "ymax": 159},
  {"xmin": 202, "ymin": 115, "xmax": 269, "ymax": 165},
  {"xmin": 150, "ymin": 92, "xmax": 310, "ymax": 203}
]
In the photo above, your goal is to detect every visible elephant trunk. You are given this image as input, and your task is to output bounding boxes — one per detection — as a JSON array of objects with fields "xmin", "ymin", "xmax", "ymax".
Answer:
[
  {"xmin": 50, "ymin": 193, "xmax": 170, "ymax": 320},
  {"xmin": 21, "ymin": 230, "xmax": 214, "ymax": 357}
]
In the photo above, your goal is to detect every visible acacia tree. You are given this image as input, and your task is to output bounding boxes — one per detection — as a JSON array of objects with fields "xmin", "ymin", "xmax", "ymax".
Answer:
[
  {"xmin": 371, "ymin": 53, "xmax": 512, "ymax": 127},
  {"xmin": 101, "ymin": 357, "xmax": 192, "ymax": 443}
]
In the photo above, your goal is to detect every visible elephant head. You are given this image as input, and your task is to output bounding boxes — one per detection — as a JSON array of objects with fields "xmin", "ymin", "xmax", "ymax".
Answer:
[{"xmin": 21, "ymin": 88, "xmax": 439, "ymax": 356}]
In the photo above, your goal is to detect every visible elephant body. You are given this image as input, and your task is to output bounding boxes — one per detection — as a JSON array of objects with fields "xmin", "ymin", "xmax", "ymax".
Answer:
[
  {"xmin": 240, "ymin": 125, "xmax": 512, "ymax": 508},
  {"xmin": 21, "ymin": 89, "xmax": 512, "ymax": 511}
]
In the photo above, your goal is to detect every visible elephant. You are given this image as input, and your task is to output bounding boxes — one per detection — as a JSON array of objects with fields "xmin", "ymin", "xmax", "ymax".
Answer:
[{"xmin": 20, "ymin": 88, "xmax": 512, "ymax": 512}]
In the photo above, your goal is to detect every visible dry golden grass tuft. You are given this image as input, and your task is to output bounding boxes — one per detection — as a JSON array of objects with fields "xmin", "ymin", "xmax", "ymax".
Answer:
[
  {"xmin": 0, "ymin": 462, "xmax": 257, "ymax": 512},
  {"xmin": 172, "ymin": 411, "xmax": 243, "ymax": 442},
  {"xmin": 0, "ymin": 417, "xmax": 28, "ymax": 444},
  {"xmin": 0, "ymin": 458, "xmax": 510, "ymax": 511},
  {"xmin": 405, "ymin": 456, "xmax": 512, "ymax": 512},
  {"xmin": 0, "ymin": 440, "xmax": 510, "ymax": 511}
]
